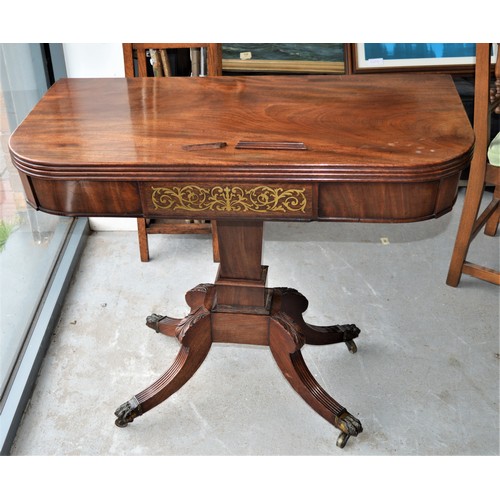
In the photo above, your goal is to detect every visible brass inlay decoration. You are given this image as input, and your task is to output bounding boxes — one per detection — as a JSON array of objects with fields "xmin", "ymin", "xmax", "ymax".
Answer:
[{"xmin": 151, "ymin": 185, "xmax": 307, "ymax": 214}]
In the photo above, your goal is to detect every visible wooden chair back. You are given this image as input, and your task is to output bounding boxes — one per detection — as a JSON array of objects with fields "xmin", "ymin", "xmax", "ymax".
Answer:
[
  {"xmin": 122, "ymin": 43, "xmax": 222, "ymax": 78},
  {"xmin": 446, "ymin": 43, "xmax": 500, "ymax": 286},
  {"xmin": 122, "ymin": 43, "xmax": 222, "ymax": 263}
]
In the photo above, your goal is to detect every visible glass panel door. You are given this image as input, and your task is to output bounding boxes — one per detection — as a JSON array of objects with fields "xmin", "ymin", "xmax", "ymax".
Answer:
[{"xmin": 0, "ymin": 44, "xmax": 72, "ymax": 401}]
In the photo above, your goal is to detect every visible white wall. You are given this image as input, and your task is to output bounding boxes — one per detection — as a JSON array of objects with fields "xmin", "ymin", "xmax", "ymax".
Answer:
[
  {"xmin": 63, "ymin": 43, "xmax": 125, "ymax": 78},
  {"xmin": 62, "ymin": 43, "xmax": 134, "ymax": 230}
]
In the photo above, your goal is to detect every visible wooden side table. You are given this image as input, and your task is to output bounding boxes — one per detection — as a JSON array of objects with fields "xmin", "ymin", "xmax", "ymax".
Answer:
[{"xmin": 10, "ymin": 75, "xmax": 474, "ymax": 447}]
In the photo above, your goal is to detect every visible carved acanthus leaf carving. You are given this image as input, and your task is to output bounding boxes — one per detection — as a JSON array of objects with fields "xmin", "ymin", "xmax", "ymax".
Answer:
[
  {"xmin": 176, "ymin": 306, "xmax": 209, "ymax": 342},
  {"xmin": 272, "ymin": 311, "xmax": 305, "ymax": 348}
]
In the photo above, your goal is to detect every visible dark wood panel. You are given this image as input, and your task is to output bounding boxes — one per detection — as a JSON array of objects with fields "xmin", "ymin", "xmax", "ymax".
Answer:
[
  {"xmin": 29, "ymin": 179, "xmax": 142, "ymax": 216},
  {"xmin": 318, "ymin": 181, "xmax": 441, "ymax": 222},
  {"xmin": 211, "ymin": 312, "xmax": 269, "ymax": 345}
]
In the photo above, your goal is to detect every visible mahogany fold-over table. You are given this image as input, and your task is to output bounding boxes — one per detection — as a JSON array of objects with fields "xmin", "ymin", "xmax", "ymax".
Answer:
[{"xmin": 10, "ymin": 75, "xmax": 473, "ymax": 448}]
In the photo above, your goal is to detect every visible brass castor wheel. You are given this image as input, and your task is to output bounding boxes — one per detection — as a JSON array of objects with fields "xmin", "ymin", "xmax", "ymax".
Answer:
[
  {"xmin": 115, "ymin": 418, "xmax": 128, "ymax": 428},
  {"xmin": 345, "ymin": 339, "xmax": 357, "ymax": 354},
  {"xmin": 336, "ymin": 432, "xmax": 350, "ymax": 448}
]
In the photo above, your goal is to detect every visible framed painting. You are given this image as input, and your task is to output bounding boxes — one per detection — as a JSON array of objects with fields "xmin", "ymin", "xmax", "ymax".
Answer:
[
  {"xmin": 222, "ymin": 43, "xmax": 346, "ymax": 74},
  {"xmin": 351, "ymin": 43, "xmax": 498, "ymax": 73}
]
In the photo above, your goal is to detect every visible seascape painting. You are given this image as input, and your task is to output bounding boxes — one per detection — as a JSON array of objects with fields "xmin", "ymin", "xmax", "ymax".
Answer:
[{"xmin": 222, "ymin": 43, "xmax": 345, "ymax": 62}]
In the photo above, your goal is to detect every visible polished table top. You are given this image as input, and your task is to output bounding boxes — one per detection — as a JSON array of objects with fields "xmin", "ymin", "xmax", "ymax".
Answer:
[{"xmin": 10, "ymin": 75, "xmax": 474, "ymax": 223}]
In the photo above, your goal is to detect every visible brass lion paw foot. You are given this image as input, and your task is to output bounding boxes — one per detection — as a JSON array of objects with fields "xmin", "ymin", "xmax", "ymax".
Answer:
[
  {"xmin": 335, "ymin": 323, "xmax": 360, "ymax": 353},
  {"xmin": 146, "ymin": 313, "xmax": 167, "ymax": 332},
  {"xmin": 335, "ymin": 411, "xmax": 363, "ymax": 448},
  {"xmin": 114, "ymin": 396, "xmax": 143, "ymax": 427}
]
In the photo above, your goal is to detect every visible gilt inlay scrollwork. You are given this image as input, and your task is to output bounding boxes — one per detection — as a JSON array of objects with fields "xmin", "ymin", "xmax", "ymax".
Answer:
[{"xmin": 151, "ymin": 185, "xmax": 307, "ymax": 214}]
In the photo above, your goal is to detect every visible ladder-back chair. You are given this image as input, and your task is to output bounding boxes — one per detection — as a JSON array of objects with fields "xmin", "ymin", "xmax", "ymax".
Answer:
[
  {"xmin": 447, "ymin": 43, "xmax": 500, "ymax": 286},
  {"xmin": 122, "ymin": 43, "xmax": 222, "ymax": 262}
]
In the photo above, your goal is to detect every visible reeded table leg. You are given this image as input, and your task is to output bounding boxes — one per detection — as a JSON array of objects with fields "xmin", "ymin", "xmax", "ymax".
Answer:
[
  {"xmin": 114, "ymin": 286, "xmax": 215, "ymax": 427},
  {"xmin": 270, "ymin": 288, "xmax": 362, "ymax": 448}
]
